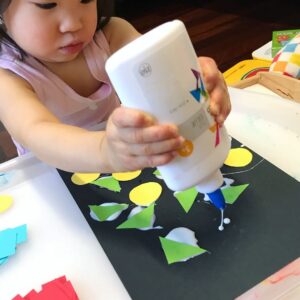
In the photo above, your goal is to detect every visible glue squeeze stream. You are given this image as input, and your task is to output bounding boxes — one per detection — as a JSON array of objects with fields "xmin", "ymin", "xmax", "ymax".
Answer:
[{"xmin": 105, "ymin": 20, "xmax": 231, "ymax": 230}]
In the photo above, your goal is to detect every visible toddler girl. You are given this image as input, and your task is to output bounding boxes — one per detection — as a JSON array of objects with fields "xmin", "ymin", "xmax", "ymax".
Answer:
[{"xmin": 0, "ymin": 0, "xmax": 230, "ymax": 173}]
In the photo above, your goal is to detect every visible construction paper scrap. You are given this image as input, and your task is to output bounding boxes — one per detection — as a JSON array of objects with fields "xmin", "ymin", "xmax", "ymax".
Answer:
[
  {"xmin": 0, "ymin": 257, "xmax": 9, "ymax": 265},
  {"xmin": 174, "ymin": 187, "xmax": 198, "ymax": 213},
  {"xmin": 0, "ymin": 194, "xmax": 13, "ymax": 213},
  {"xmin": 0, "ymin": 224, "xmax": 27, "ymax": 264},
  {"xmin": 224, "ymin": 148, "xmax": 253, "ymax": 167},
  {"xmin": 222, "ymin": 184, "xmax": 249, "ymax": 204},
  {"xmin": 159, "ymin": 227, "xmax": 207, "ymax": 264},
  {"xmin": 12, "ymin": 275, "xmax": 79, "ymax": 300},
  {"xmin": 71, "ymin": 172, "xmax": 100, "ymax": 185},
  {"xmin": 117, "ymin": 203, "xmax": 155, "ymax": 229},
  {"xmin": 112, "ymin": 170, "xmax": 141, "ymax": 181},
  {"xmin": 89, "ymin": 203, "xmax": 129, "ymax": 222},
  {"xmin": 91, "ymin": 176, "xmax": 121, "ymax": 192},
  {"xmin": 12, "ymin": 295, "xmax": 24, "ymax": 300},
  {"xmin": 129, "ymin": 182, "xmax": 162, "ymax": 206},
  {"xmin": 14, "ymin": 224, "xmax": 27, "ymax": 244},
  {"xmin": 0, "ymin": 228, "xmax": 17, "ymax": 258},
  {"xmin": 0, "ymin": 172, "xmax": 9, "ymax": 185},
  {"xmin": 153, "ymin": 169, "xmax": 163, "ymax": 179}
]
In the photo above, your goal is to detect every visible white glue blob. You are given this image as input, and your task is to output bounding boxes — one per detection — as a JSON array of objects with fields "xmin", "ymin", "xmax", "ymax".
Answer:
[
  {"xmin": 128, "ymin": 206, "xmax": 161, "ymax": 231},
  {"xmin": 218, "ymin": 209, "xmax": 231, "ymax": 231},
  {"xmin": 166, "ymin": 227, "xmax": 200, "ymax": 262}
]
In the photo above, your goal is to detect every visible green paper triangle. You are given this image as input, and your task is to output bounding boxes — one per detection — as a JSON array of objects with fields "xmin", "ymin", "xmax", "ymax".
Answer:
[
  {"xmin": 91, "ymin": 176, "xmax": 121, "ymax": 192},
  {"xmin": 222, "ymin": 184, "xmax": 249, "ymax": 204},
  {"xmin": 89, "ymin": 204, "xmax": 128, "ymax": 221},
  {"xmin": 174, "ymin": 187, "xmax": 198, "ymax": 213},
  {"xmin": 153, "ymin": 169, "xmax": 161, "ymax": 176},
  {"xmin": 159, "ymin": 237, "xmax": 207, "ymax": 264},
  {"xmin": 117, "ymin": 203, "xmax": 155, "ymax": 229}
]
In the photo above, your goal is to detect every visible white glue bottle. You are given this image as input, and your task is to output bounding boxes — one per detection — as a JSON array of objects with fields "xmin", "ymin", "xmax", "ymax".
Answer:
[{"xmin": 105, "ymin": 20, "xmax": 231, "ymax": 230}]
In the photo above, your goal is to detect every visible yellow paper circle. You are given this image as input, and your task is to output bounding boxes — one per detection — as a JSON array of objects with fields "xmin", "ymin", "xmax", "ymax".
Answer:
[
  {"xmin": 129, "ymin": 182, "xmax": 162, "ymax": 206},
  {"xmin": 71, "ymin": 173, "xmax": 100, "ymax": 185},
  {"xmin": 0, "ymin": 195, "xmax": 13, "ymax": 213},
  {"xmin": 112, "ymin": 170, "xmax": 142, "ymax": 181},
  {"xmin": 224, "ymin": 148, "xmax": 253, "ymax": 167}
]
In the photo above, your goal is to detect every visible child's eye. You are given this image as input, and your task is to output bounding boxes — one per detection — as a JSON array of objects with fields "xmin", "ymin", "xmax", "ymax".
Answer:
[
  {"xmin": 34, "ymin": 2, "xmax": 57, "ymax": 9},
  {"xmin": 80, "ymin": 0, "xmax": 95, "ymax": 3}
]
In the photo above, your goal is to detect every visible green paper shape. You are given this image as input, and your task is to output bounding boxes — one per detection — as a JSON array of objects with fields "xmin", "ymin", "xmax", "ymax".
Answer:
[
  {"xmin": 153, "ymin": 169, "xmax": 160, "ymax": 176},
  {"xmin": 89, "ymin": 204, "xmax": 128, "ymax": 221},
  {"xmin": 159, "ymin": 237, "xmax": 207, "ymax": 264},
  {"xmin": 117, "ymin": 203, "xmax": 155, "ymax": 229},
  {"xmin": 91, "ymin": 176, "xmax": 121, "ymax": 192},
  {"xmin": 174, "ymin": 187, "xmax": 198, "ymax": 213},
  {"xmin": 153, "ymin": 169, "xmax": 162, "ymax": 178},
  {"xmin": 222, "ymin": 184, "xmax": 249, "ymax": 204}
]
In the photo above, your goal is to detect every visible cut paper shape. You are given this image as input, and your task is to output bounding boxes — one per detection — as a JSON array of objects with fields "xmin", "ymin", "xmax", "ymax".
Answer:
[
  {"xmin": 224, "ymin": 148, "xmax": 253, "ymax": 167},
  {"xmin": 129, "ymin": 182, "xmax": 162, "ymax": 206},
  {"xmin": 0, "ymin": 195, "xmax": 13, "ymax": 213},
  {"xmin": 0, "ymin": 173, "xmax": 8, "ymax": 185},
  {"xmin": 174, "ymin": 187, "xmax": 198, "ymax": 213},
  {"xmin": 71, "ymin": 172, "xmax": 100, "ymax": 185},
  {"xmin": 117, "ymin": 203, "xmax": 155, "ymax": 229},
  {"xmin": 222, "ymin": 184, "xmax": 249, "ymax": 204},
  {"xmin": 89, "ymin": 203, "xmax": 128, "ymax": 222},
  {"xmin": 12, "ymin": 275, "xmax": 79, "ymax": 300},
  {"xmin": 0, "ymin": 224, "xmax": 27, "ymax": 265},
  {"xmin": 91, "ymin": 176, "xmax": 121, "ymax": 192},
  {"xmin": 112, "ymin": 170, "xmax": 141, "ymax": 181},
  {"xmin": 159, "ymin": 227, "xmax": 207, "ymax": 264},
  {"xmin": 153, "ymin": 169, "xmax": 163, "ymax": 179}
]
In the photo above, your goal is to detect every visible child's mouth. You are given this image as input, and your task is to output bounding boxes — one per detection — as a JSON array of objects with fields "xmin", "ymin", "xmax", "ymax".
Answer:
[{"xmin": 60, "ymin": 43, "xmax": 84, "ymax": 54}]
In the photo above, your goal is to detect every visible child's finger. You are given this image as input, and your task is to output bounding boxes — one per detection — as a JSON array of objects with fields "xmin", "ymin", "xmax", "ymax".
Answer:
[
  {"xmin": 128, "ymin": 136, "xmax": 184, "ymax": 156},
  {"xmin": 199, "ymin": 57, "xmax": 231, "ymax": 124},
  {"xmin": 111, "ymin": 106, "xmax": 156, "ymax": 128},
  {"xmin": 122, "ymin": 152, "xmax": 178, "ymax": 170},
  {"xmin": 119, "ymin": 124, "xmax": 180, "ymax": 144}
]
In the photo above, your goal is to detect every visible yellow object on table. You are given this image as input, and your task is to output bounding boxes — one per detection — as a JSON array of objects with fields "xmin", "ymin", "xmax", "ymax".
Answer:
[{"xmin": 223, "ymin": 59, "xmax": 271, "ymax": 85}]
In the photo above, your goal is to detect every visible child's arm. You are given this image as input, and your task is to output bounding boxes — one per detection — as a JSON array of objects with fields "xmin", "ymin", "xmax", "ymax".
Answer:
[{"xmin": 0, "ymin": 69, "xmax": 182, "ymax": 172}]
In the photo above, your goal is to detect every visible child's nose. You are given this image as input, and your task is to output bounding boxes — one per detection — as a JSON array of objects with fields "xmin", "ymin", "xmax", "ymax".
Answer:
[{"xmin": 59, "ymin": 14, "xmax": 83, "ymax": 33}]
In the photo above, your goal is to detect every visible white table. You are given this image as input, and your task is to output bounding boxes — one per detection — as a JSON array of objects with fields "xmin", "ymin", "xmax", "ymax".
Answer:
[
  {"xmin": 0, "ymin": 87, "xmax": 299, "ymax": 299},
  {"xmin": 0, "ymin": 154, "xmax": 131, "ymax": 300}
]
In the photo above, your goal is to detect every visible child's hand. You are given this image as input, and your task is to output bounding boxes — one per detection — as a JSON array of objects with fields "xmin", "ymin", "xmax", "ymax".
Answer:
[
  {"xmin": 198, "ymin": 57, "xmax": 231, "ymax": 126},
  {"xmin": 102, "ymin": 107, "xmax": 185, "ymax": 171}
]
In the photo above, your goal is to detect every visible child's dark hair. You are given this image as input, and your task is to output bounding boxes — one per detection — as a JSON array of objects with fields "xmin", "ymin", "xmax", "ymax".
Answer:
[{"xmin": 0, "ymin": 0, "xmax": 114, "ymax": 59}]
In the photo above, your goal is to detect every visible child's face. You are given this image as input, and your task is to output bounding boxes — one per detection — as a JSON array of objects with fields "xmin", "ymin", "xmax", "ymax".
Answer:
[{"xmin": 3, "ymin": 0, "xmax": 98, "ymax": 63}]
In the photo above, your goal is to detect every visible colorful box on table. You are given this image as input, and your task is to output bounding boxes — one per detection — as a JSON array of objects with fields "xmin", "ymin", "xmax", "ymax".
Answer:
[{"xmin": 272, "ymin": 29, "xmax": 300, "ymax": 57}]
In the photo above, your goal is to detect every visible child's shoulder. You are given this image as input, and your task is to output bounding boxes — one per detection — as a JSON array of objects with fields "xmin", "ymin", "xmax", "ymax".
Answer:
[{"xmin": 102, "ymin": 17, "xmax": 141, "ymax": 54}]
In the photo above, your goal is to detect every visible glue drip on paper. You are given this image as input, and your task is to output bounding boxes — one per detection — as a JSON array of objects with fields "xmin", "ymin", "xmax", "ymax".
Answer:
[
  {"xmin": 207, "ymin": 146, "xmax": 253, "ymax": 231},
  {"xmin": 206, "ymin": 188, "xmax": 231, "ymax": 231}
]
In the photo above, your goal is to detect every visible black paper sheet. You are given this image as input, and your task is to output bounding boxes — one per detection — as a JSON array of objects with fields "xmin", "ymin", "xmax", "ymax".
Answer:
[{"xmin": 58, "ymin": 139, "xmax": 300, "ymax": 300}]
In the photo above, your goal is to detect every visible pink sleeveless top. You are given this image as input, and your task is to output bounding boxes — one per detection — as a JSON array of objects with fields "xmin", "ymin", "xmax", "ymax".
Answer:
[{"xmin": 0, "ymin": 30, "xmax": 120, "ymax": 155}]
